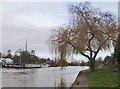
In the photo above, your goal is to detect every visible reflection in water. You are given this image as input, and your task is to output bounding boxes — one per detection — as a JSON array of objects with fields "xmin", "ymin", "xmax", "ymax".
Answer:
[
  {"xmin": 58, "ymin": 78, "xmax": 66, "ymax": 88},
  {"xmin": 55, "ymin": 77, "xmax": 67, "ymax": 89},
  {"xmin": 2, "ymin": 66, "xmax": 89, "ymax": 87}
]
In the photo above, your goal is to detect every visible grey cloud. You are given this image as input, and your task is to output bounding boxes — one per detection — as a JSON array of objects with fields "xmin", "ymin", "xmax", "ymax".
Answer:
[
  {"xmin": 3, "ymin": 24, "xmax": 52, "ymax": 53},
  {"xmin": 2, "ymin": 2, "xmax": 117, "ymax": 60},
  {"xmin": 2, "ymin": 2, "xmax": 69, "ymax": 15}
]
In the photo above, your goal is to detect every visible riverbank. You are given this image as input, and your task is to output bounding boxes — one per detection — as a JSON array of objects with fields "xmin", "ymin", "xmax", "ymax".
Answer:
[
  {"xmin": 87, "ymin": 69, "xmax": 119, "ymax": 88},
  {"xmin": 71, "ymin": 69, "xmax": 119, "ymax": 89},
  {"xmin": 70, "ymin": 70, "xmax": 89, "ymax": 89}
]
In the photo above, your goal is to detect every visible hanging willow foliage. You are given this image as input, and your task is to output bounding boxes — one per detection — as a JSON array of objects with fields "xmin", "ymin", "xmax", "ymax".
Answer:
[{"xmin": 50, "ymin": 2, "xmax": 117, "ymax": 71}]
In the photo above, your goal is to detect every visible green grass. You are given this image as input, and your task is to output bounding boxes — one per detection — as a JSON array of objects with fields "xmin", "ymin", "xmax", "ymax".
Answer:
[{"xmin": 87, "ymin": 69, "xmax": 119, "ymax": 88}]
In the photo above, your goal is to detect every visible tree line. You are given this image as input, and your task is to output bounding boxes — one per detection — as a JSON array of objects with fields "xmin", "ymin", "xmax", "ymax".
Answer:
[{"xmin": 0, "ymin": 49, "xmax": 57, "ymax": 66}]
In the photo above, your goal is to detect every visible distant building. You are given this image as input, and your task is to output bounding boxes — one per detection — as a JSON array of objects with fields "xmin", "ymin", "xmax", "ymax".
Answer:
[{"xmin": 0, "ymin": 58, "xmax": 13, "ymax": 65}]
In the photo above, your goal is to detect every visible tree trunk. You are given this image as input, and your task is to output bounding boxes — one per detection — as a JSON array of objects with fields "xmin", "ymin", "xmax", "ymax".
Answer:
[{"xmin": 89, "ymin": 59, "xmax": 95, "ymax": 71}]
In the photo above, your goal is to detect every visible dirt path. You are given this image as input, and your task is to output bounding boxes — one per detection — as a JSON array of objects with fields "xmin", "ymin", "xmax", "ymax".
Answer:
[{"xmin": 70, "ymin": 70, "xmax": 89, "ymax": 89}]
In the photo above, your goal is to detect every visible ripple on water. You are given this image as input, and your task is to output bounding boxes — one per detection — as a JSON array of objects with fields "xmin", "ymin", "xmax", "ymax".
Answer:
[{"xmin": 2, "ymin": 66, "xmax": 89, "ymax": 87}]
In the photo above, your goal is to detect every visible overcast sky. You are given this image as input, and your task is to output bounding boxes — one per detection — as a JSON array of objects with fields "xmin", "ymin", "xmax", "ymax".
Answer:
[{"xmin": 1, "ymin": 1, "xmax": 118, "ymax": 61}]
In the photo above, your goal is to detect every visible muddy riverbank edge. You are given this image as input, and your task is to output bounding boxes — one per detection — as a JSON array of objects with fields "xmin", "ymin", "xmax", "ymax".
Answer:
[{"xmin": 70, "ymin": 69, "xmax": 89, "ymax": 89}]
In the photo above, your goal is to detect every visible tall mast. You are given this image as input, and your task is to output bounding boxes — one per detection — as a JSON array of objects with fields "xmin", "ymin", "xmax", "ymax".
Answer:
[{"xmin": 25, "ymin": 40, "xmax": 28, "ymax": 52}]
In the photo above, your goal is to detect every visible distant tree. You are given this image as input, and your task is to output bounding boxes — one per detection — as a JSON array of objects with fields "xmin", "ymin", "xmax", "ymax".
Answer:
[
  {"xmin": 12, "ymin": 55, "xmax": 20, "ymax": 64},
  {"xmin": 15, "ymin": 49, "xmax": 31, "ymax": 64},
  {"xmin": 16, "ymin": 49, "xmax": 23, "ymax": 63},
  {"xmin": 47, "ymin": 58, "xmax": 50, "ymax": 61},
  {"xmin": 113, "ymin": 35, "xmax": 120, "ymax": 61},
  {"xmin": 38, "ymin": 58, "xmax": 47, "ymax": 63},
  {"xmin": 31, "ymin": 50, "xmax": 35, "ymax": 55},
  {"xmin": 0, "ymin": 52, "xmax": 2, "ymax": 58},
  {"xmin": 70, "ymin": 61, "xmax": 78, "ymax": 66},
  {"xmin": 95, "ymin": 57, "xmax": 103, "ymax": 68},
  {"xmin": 13, "ymin": 49, "xmax": 39, "ymax": 64},
  {"xmin": 7, "ymin": 50, "xmax": 11, "ymax": 54},
  {"xmin": 6, "ymin": 49, "xmax": 12, "ymax": 58},
  {"xmin": 104, "ymin": 55, "xmax": 116, "ymax": 66},
  {"xmin": 31, "ymin": 55, "xmax": 39, "ymax": 64},
  {"xmin": 30, "ymin": 50, "xmax": 38, "ymax": 63},
  {"xmin": 80, "ymin": 61, "xmax": 86, "ymax": 66},
  {"xmin": 21, "ymin": 51, "xmax": 32, "ymax": 64},
  {"xmin": 51, "ymin": 2, "xmax": 117, "ymax": 71},
  {"xmin": 50, "ymin": 60, "xmax": 56, "ymax": 67},
  {"xmin": 2, "ymin": 53, "xmax": 6, "ymax": 58}
]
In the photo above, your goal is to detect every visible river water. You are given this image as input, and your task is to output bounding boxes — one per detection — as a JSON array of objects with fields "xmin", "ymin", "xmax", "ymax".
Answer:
[{"xmin": 2, "ymin": 66, "xmax": 89, "ymax": 87}]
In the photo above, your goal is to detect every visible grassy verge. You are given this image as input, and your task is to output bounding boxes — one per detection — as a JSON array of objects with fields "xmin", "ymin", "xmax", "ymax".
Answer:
[{"xmin": 87, "ymin": 69, "xmax": 119, "ymax": 88}]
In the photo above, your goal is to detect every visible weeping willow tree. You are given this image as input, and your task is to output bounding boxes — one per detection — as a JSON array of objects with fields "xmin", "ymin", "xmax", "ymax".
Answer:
[
  {"xmin": 68, "ymin": 2, "xmax": 117, "ymax": 71},
  {"xmin": 51, "ymin": 27, "xmax": 70, "ymax": 69},
  {"xmin": 51, "ymin": 2, "xmax": 117, "ymax": 71}
]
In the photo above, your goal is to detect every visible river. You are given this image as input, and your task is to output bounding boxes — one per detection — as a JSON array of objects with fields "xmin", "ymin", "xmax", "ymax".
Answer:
[{"xmin": 2, "ymin": 66, "xmax": 89, "ymax": 87}]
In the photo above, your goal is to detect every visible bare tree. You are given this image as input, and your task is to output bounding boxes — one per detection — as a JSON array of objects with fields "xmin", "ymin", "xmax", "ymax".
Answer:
[{"xmin": 51, "ymin": 2, "xmax": 117, "ymax": 71}]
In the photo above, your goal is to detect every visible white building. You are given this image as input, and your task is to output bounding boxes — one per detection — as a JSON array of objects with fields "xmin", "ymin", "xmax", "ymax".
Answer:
[{"xmin": 0, "ymin": 58, "xmax": 13, "ymax": 65}]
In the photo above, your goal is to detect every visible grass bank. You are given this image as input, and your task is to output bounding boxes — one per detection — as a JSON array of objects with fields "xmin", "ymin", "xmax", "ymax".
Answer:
[{"xmin": 87, "ymin": 69, "xmax": 119, "ymax": 88}]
